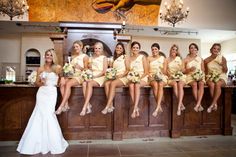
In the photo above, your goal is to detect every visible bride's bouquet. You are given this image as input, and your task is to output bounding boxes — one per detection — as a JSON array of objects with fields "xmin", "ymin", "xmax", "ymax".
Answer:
[
  {"xmin": 63, "ymin": 63, "xmax": 74, "ymax": 77},
  {"xmin": 105, "ymin": 68, "xmax": 117, "ymax": 80},
  {"xmin": 127, "ymin": 71, "xmax": 140, "ymax": 83},
  {"xmin": 81, "ymin": 69, "xmax": 93, "ymax": 81},
  {"xmin": 206, "ymin": 71, "xmax": 220, "ymax": 83},
  {"xmin": 192, "ymin": 69, "xmax": 204, "ymax": 81},
  {"xmin": 171, "ymin": 71, "xmax": 184, "ymax": 81},
  {"xmin": 28, "ymin": 71, "xmax": 37, "ymax": 85}
]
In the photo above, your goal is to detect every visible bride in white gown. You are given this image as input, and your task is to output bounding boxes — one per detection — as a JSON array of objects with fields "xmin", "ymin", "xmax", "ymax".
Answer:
[{"xmin": 17, "ymin": 49, "xmax": 68, "ymax": 155}]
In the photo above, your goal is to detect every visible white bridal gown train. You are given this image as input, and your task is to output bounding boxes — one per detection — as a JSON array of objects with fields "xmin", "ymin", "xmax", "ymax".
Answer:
[{"xmin": 17, "ymin": 71, "xmax": 68, "ymax": 155}]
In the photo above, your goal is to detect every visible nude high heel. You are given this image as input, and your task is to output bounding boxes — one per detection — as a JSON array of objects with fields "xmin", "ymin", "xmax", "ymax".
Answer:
[
  {"xmin": 86, "ymin": 103, "xmax": 92, "ymax": 114},
  {"xmin": 55, "ymin": 106, "xmax": 63, "ymax": 115},
  {"xmin": 101, "ymin": 107, "xmax": 109, "ymax": 114},
  {"xmin": 80, "ymin": 108, "xmax": 87, "ymax": 116}
]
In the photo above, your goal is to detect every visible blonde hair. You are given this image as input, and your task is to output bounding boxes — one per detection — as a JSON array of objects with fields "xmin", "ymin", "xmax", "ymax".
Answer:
[
  {"xmin": 94, "ymin": 42, "xmax": 104, "ymax": 54},
  {"xmin": 45, "ymin": 48, "xmax": 58, "ymax": 65},
  {"xmin": 72, "ymin": 40, "xmax": 83, "ymax": 55},
  {"xmin": 169, "ymin": 44, "xmax": 181, "ymax": 58}
]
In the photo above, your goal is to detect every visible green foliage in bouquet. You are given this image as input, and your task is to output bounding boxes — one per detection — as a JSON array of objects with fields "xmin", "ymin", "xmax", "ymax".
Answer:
[
  {"xmin": 105, "ymin": 68, "xmax": 117, "ymax": 80},
  {"xmin": 192, "ymin": 69, "xmax": 204, "ymax": 81},
  {"xmin": 81, "ymin": 69, "xmax": 93, "ymax": 81},
  {"xmin": 171, "ymin": 71, "xmax": 184, "ymax": 81},
  {"xmin": 127, "ymin": 71, "xmax": 140, "ymax": 83},
  {"xmin": 63, "ymin": 63, "xmax": 74, "ymax": 77},
  {"xmin": 206, "ymin": 71, "xmax": 220, "ymax": 83}
]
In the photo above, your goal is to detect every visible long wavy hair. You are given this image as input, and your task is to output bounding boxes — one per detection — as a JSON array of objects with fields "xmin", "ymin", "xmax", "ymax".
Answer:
[
  {"xmin": 113, "ymin": 42, "xmax": 126, "ymax": 60},
  {"xmin": 169, "ymin": 44, "xmax": 181, "ymax": 58}
]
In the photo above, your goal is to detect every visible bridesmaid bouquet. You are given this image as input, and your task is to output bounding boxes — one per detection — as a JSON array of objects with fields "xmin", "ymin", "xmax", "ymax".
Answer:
[
  {"xmin": 171, "ymin": 71, "xmax": 184, "ymax": 81},
  {"xmin": 153, "ymin": 71, "xmax": 163, "ymax": 82},
  {"xmin": 105, "ymin": 68, "xmax": 117, "ymax": 80},
  {"xmin": 127, "ymin": 71, "xmax": 140, "ymax": 83},
  {"xmin": 192, "ymin": 69, "xmax": 204, "ymax": 81},
  {"xmin": 63, "ymin": 63, "xmax": 74, "ymax": 77},
  {"xmin": 81, "ymin": 69, "xmax": 93, "ymax": 81},
  {"xmin": 206, "ymin": 71, "xmax": 220, "ymax": 83},
  {"xmin": 28, "ymin": 71, "xmax": 37, "ymax": 84}
]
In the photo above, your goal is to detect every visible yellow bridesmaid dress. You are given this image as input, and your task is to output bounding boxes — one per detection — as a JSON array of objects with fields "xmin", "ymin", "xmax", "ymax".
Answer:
[
  {"xmin": 185, "ymin": 56, "xmax": 205, "ymax": 84},
  {"xmin": 113, "ymin": 55, "xmax": 128, "ymax": 85},
  {"xmin": 206, "ymin": 55, "xmax": 227, "ymax": 83},
  {"xmin": 92, "ymin": 55, "xmax": 106, "ymax": 86},
  {"xmin": 149, "ymin": 56, "xmax": 168, "ymax": 84},
  {"xmin": 70, "ymin": 53, "xmax": 87, "ymax": 84},
  {"xmin": 167, "ymin": 56, "xmax": 186, "ymax": 84},
  {"xmin": 129, "ymin": 55, "xmax": 148, "ymax": 83}
]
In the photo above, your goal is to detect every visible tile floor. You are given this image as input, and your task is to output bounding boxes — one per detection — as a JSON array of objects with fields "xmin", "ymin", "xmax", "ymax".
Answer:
[{"xmin": 1, "ymin": 114, "xmax": 236, "ymax": 157}]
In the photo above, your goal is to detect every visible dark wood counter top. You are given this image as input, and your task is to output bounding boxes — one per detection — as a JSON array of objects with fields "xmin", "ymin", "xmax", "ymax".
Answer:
[{"xmin": 0, "ymin": 85, "xmax": 235, "ymax": 141}]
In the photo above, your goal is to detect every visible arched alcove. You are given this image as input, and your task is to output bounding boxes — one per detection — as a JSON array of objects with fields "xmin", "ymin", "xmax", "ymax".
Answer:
[{"xmin": 25, "ymin": 48, "xmax": 41, "ymax": 80}]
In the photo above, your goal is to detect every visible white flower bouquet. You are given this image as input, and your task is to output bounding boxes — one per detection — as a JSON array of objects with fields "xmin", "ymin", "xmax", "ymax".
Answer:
[
  {"xmin": 28, "ymin": 71, "xmax": 37, "ymax": 85},
  {"xmin": 153, "ymin": 71, "xmax": 164, "ymax": 82},
  {"xmin": 127, "ymin": 71, "xmax": 140, "ymax": 83},
  {"xmin": 171, "ymin": 71, "xmax": 184, "ymax": 81},
  {"xmin": 206, "ymin": 71, "xmax": 220, "ymax": 83},
  {"xmin": 81, "ymin": 69, "xmax": 93, "ymax": 81},
  {"xmin": 105, "ymin": 68, "xmax": 117, "ymax": 80},
  {"xmin": 192, "ymin": 69, "xmax": 204, "ymax": 81},
  {"xmin": 63, "ymin": 63, "xmax": 74, "ymax": 77}
]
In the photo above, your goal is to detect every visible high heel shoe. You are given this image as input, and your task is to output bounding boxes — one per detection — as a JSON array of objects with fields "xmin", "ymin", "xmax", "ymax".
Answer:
[
  {"xmin": 177, "ymin": 108, "xmax": 181, "ymax": 116},
  {"xmin": 62, "ymin": 105, "xmax": 70, "ymax": 112},
  {"xmin": 198, "ymin": 105, "xmax": 204, "ymax": 112},
  {"xmin": 152, "ymin": 107, "xmax": 163, "ymax": 117},
  {"xmin": 135, "ymin": 108, "xmax": 140, "ymax": 117},
  {"xmin": 101, "ymin": 107, "xmax": 109, "ymax": 114},
  {"xmin": 108, "ymin": 106, "xmax": 115, "ymax": 113},
  {"xmin": 131, "ymin": 107, "xmax": 139, "ymax": 118},
  {"xmin": 55, "ymin": 106, "xmax": 63, "ymax": 115},
  {"xmin": 86, "ymin": 103, "xmax": 92, "ymax": 114},
  {"xmin": 80, "ymin": 108, "xmax": 87, "ymax": 116},
  {"xmin": 207, "ymin": 104, "xmax": 217, "ymax": 113},
  {"xmin": 194, "ymin": 105, "xmax": 199, "ymax": 112},
  {"xmin": 213, "ymin": 104, "xmax": 217, "ymax": 111},
  {"xmin": 180, "ymin": 104, "xmax": 185, "ymax": 111}
]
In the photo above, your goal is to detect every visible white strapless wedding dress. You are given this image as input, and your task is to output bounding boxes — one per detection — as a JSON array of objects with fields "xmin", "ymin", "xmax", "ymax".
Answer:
[{"xmin": 17, "ymin": 72, "xmax": 68, "ymax": 155}]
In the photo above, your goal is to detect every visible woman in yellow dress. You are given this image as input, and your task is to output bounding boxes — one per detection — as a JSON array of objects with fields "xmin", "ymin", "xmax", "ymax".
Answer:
[
  {"xmin": 80, "ymin": 42, "xmax": 107, "ymax": 116},
  {"xmin": 128, "ymin": 41, "xmax": 148, "ymax": 118},
  {"xmin": 55, "ymin": 40, "xmax": 89, "ymax": 114},
  {"xmin": 167, "ymin": 44, "xmax": 186, "ymax": 116},
  {"xmin": 204, "ymin": 43, "xmax": 228, "ymax": 113},
  {"xmin": 183, "ymin": 43, "xmax": 205, "ymax": 112},
  {"xmin": 147, "ymin": 43, "xmax": 168, "ymax": 117},
  {"xmin": 102, "ymin": 42, "xmax": 129, "ymax": 114}
]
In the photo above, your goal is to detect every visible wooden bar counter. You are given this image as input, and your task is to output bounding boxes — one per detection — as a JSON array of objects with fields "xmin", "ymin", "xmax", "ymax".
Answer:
[{"xmin": 0, "ymin": 84, "xmax": 234, "ymax": 141}]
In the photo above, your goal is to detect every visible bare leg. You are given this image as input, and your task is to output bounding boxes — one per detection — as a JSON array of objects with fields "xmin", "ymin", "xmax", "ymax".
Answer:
[
  {"xmin": 129, "ymin": 83, "xmax": 135, "ymax": 104},
  {"xmin": 150, "ymin": 81, "xmax": 158, "ymax": 102},
  {"xmin": 169, "ymin": 81, "xmax": 178, "ymax": 98},
  {"xmin": 196, "ymin": 81, "xmax": 205, "ymax": 111},
  {"xmin": 177, "ymin": 81, "xmax": 185, "ymax": 115},
  {"xmin": 207, "ymin": 81, "xmax": 215, "ymax": 98},
  {"xmin": 189, "ymin": 81, "xmax": 198, "ymax": 102},
  {"xmin": 60, "ymin": 77, "xmax": 69, "ymax": 98},
  {"xmin": 102, "ymin": 79, "xmax": 124, "ymax": 114},
  {"xmin": 131, "ymin": 80, "xmax": 147, "ymax": 118},
  {"xmin": 82, "ymin": 82, "xmax": 87, "ymax": 97},
  {"xmin": 104, "ymin": 80, "xmax": 112, "ymax": 98},
  {"xmin": 55, "ymin": 78, "xmax": 80, "ymax": 114},
  {"xmin": 153, "ymin": 81, "xmax": 166, "ymax": 117},
  {"xmin": 80, "ymin": 80, "xmax": 100, "ymax": 116},
  {"xmin": 208, "ymin": 80, "xmax": 225, "ymax": 113}
]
